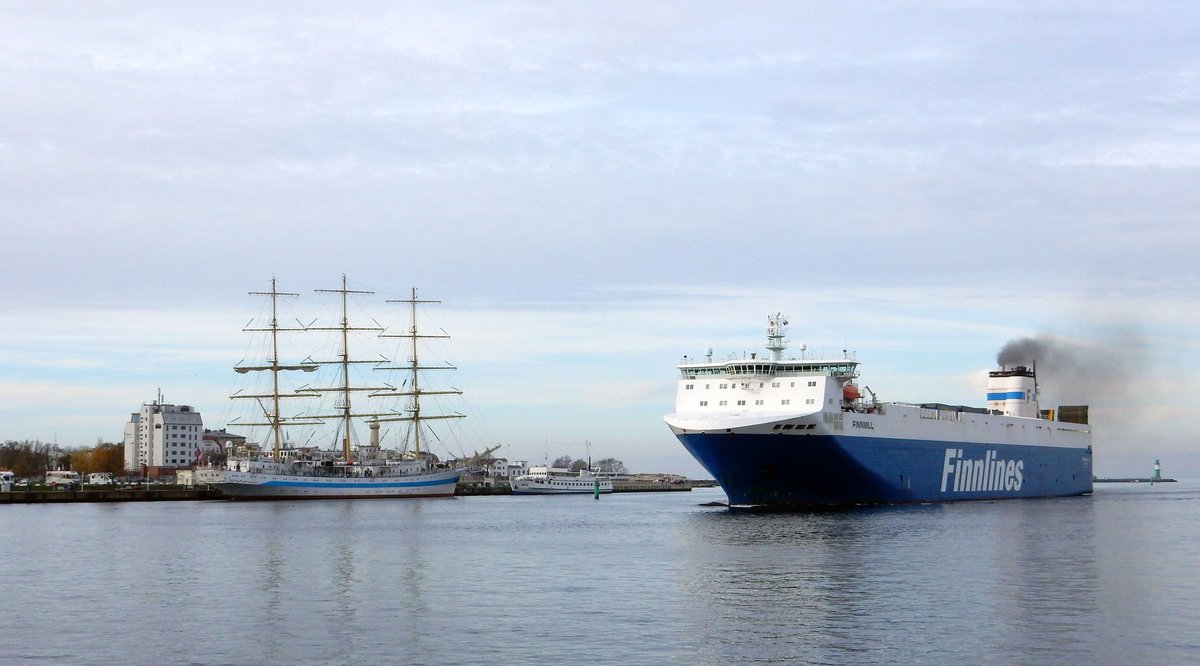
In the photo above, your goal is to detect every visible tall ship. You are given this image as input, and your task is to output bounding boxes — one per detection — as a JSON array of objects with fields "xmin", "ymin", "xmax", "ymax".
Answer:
[
  {"xmin": 211, "ymin": 277, "xmax": 462, "ymax": 499},
  {"xmin": 663, "ymin": 314, "xmax": 1093, "ymax": 508}
]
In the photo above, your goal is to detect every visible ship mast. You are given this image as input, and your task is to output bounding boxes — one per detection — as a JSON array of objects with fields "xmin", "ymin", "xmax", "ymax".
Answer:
[
  {"xmin": 374, "ymin": 287, "xmax": 464, "ymax": 458},
  {"xmin": 231, "ymin": 278, "xmax": 319, "ymax": 461},
  {"xmin": 766, "ymin": 313, "xmax": 788, "ymax": 361},
  {"xmin": 306, "ymin": 275, "xmax": 391, "ymax": 463}
]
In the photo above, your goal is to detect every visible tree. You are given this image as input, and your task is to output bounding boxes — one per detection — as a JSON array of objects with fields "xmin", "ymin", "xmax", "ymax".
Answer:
[
  {"xmin": 568, "ymin": 458, "xmax": 588, "ymax": 472},
  {"xmin": 551, "ymin": 455, "xmax": 574, "ymax": 469},
  {"xmin": 53, "ymin": 442, "xmax": 125, "ymax": 477},
  {"xmin": 0, "ymin": 440, "xmax": 52, "ymax": 478},
  {"xmin": 93, "ymin": 443, "xmax": 126, "ymax": 476},
  {"xmin": 594, "ymin": 458, "xmax": 627, "ymax": 475}
]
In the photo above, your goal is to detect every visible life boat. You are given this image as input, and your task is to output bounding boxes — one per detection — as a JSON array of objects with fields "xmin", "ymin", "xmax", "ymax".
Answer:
[{"xmin": 843, "ymin": 382, "xmax": 861, "ymax": 401}]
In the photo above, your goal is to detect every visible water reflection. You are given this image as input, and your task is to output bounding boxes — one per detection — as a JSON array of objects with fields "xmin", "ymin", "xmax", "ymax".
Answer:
[
  {"xmin": 7, "ymin": 484, "xmax": 1195, "ymax": 665},
  {"xmin": 674, "ymin": 499, "xmax": 1104, "ymax": 664},
  {"xmin": 991, "ymin": 498, "xmax": 1100, "ymax": 660}
]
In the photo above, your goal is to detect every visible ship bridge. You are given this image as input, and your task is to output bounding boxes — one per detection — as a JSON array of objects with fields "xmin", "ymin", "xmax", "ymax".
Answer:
[
  {"xmin": 678, "ymin": 359, "xmax": 859, "ymax": 381},
  {"xmin": 676, "ymin": 313, "xmax": 859, "ymax": 381}
]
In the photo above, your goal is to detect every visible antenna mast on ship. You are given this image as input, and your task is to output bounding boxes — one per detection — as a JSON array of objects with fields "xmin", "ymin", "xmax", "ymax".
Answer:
[
  {"xmin": 373, "ymin": 287, "xmax": 464, "ymax": 458},
  {"xmin": 767, "ymin": 313, "xmax": 789, "ymax": 361},
  {"xmin": 231, "ymin": 278, "xmax": 319, "ymax": 461}
]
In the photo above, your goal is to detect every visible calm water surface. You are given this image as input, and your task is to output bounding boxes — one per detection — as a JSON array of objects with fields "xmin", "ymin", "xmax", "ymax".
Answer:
[{"xmin": 3, "ymin": 481, "xmax": 1198, "ymax": 665}]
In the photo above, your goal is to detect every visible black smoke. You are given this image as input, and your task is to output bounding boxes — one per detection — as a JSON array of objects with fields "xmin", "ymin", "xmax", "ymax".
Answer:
[
  {"xmin": 994, "ymin": 332, "xmax": 1143, "ymax": 409},
  {"xmin": 997, "ymin": 336, "xmax": 1073, "ymax": 369}
]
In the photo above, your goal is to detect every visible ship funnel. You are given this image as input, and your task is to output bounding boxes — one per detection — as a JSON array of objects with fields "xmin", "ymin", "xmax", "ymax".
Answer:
[{"xmin": 986, "ymin": 365, "xmax": 1040, "ymax": 417}]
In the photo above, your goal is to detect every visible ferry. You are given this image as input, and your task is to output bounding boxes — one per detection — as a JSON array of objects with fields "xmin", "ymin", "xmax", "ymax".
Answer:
[
  {"xmin": 663, "ymin": 314, "xmax": 1093, "ymax": 507},
  {"xmin": 511, "ymin": 466, "xmax": 614, "ymax": 495}
]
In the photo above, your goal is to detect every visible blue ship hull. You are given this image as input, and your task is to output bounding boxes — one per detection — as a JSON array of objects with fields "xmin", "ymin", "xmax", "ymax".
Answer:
[{"xmin": 677, "ymin": 433, "xmax": 1092, "ymax": 507}]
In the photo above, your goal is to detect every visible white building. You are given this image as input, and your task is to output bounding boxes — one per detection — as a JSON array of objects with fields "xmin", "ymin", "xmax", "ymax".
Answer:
[
  {"xmin": 123, "ymin": 400, "xmax": 204, "ymax": 472},
  {"xmin": 485, "ymin": 459, "xmax": 529, "ymax": 480}
]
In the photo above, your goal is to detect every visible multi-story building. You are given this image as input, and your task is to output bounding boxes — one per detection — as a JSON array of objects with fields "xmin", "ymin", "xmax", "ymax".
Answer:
[{"xmin": 122, "ymin": 400, "xmax": 204, "ymax": 474}]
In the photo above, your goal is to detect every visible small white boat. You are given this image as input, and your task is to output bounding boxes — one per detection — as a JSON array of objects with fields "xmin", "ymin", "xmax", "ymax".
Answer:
[{"xmin": 510, "ymin": 466, "xmax": 614, "ymax": 495}]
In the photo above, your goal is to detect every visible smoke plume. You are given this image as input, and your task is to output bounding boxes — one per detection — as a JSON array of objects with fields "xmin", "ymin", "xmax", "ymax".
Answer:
[{"xmin": 994, "ymin": 332, "xmax": 1144, "ymax": 409}]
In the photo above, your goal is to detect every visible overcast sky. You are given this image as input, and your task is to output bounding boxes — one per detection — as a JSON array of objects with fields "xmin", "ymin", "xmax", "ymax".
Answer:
[{"xmin": 2, "ymin": 1, "xmax": 1197, "ymax": 477}]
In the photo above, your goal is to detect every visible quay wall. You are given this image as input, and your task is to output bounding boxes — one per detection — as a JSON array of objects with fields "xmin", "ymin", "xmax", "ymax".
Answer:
[
  {"xmin": 3, "ymin": 479, "xmax": 717, "ymax": 503},
  {"xmin": 1, "ymin": 488, "xmax": 225, "ymax": 504}
]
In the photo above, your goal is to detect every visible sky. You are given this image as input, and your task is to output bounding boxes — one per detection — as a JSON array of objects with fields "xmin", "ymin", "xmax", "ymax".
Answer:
[{"xmin": 2, "ymin": 1, "xmax": 1197, "ymax": 478}]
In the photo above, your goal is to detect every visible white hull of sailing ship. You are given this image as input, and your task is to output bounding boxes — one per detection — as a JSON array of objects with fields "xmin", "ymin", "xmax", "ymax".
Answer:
[
  {"xmin": 510, "ymin": 466, "xmax": 614, "ymax": 495},
  {"xmin": 213, "ymin": 462, "xmax": 460, "ymax": 499}
]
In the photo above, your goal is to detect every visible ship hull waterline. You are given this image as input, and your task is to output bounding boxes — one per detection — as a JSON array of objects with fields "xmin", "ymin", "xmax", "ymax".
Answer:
[
  {"xmin": 676, "ymin": 432, "xmax": 1092, "ymax": 508},
  {"xmin": 213, "ymin": 470, "xmax": 461, "ymax": 500}
]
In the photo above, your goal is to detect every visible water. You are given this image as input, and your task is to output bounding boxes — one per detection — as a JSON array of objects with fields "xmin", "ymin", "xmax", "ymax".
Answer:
[{"xmin": 3, "ymin": 482, "xmax": 1198, "ymax": 665}]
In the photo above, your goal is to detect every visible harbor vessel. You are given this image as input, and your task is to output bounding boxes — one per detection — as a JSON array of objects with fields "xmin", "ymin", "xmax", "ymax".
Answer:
[
  {"xmin": 211, "ymin": 277, "xmax": 462, "ymax": 499},
  {"xmin": 510, "ymin": 466, "xmax": 614, "ymax": 495},
  {"xmin": 663, "ymin": 314, "xmax": 1093, "ymax": 507}
]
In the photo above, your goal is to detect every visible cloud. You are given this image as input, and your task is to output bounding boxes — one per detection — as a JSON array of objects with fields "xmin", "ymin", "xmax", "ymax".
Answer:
[{"xmin": 2, "ymin": 2, "xmax": 1198, "ymax": 473}]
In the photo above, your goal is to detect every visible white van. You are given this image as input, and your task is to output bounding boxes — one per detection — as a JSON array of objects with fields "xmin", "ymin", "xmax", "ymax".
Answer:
[
  {"xmin": 45, "ymin": 470, "xmax": 81, "ymax": 490},
  {"xmin": 0, "ymin": 470, "xmax": 14, "ymax": 492},
  {"xmin": 87, "ymin": 472, "xmax": 116, "ymax": 485}
]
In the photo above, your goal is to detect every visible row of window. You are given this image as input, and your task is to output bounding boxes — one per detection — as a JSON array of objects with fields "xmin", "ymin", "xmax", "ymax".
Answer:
[
  {"xmin": 699, "ymin": 399, "xmax": 798, "ymax": 407},
  {"xmin": 695, "ymin": 397, "xmax": 823, "ymax": 408},
  {"xmin": 685, "ymin": 380, "xmax": 819, "ymax": 390},
  {"xmin": 682, "ymin": 363, "xmax": 857, "ymax": 377}
]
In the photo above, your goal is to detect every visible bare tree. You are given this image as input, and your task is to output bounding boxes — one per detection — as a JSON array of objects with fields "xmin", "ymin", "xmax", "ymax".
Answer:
[
  {"xmin": 551, "ymin": 454, "xmax": 574, "ymax": 469},
  {"xmin": 0, "ymin": 440, "xmax": 52, "ymax": 479},
  {"xmin": 594, "ymin": 458, "xmax": 627, "ymax": 475}
]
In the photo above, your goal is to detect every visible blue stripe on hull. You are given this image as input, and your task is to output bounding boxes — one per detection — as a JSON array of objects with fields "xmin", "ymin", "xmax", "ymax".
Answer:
[
  {"xmin": 676, "ymin": 433, "xmax": 1092, "ymax": 507},
  {"xmin": 261, "ymin": 477, "xmax": 455, "ymax": 489},
  {"xmin": 215, "ymin": 472, "xmax": 461, "ymax": 499}
]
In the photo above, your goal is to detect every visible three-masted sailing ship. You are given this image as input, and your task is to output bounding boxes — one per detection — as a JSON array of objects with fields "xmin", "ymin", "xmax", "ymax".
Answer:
[{"xmin": 211, "ymin": 276, "xmax": 463, "ymax": 499}]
